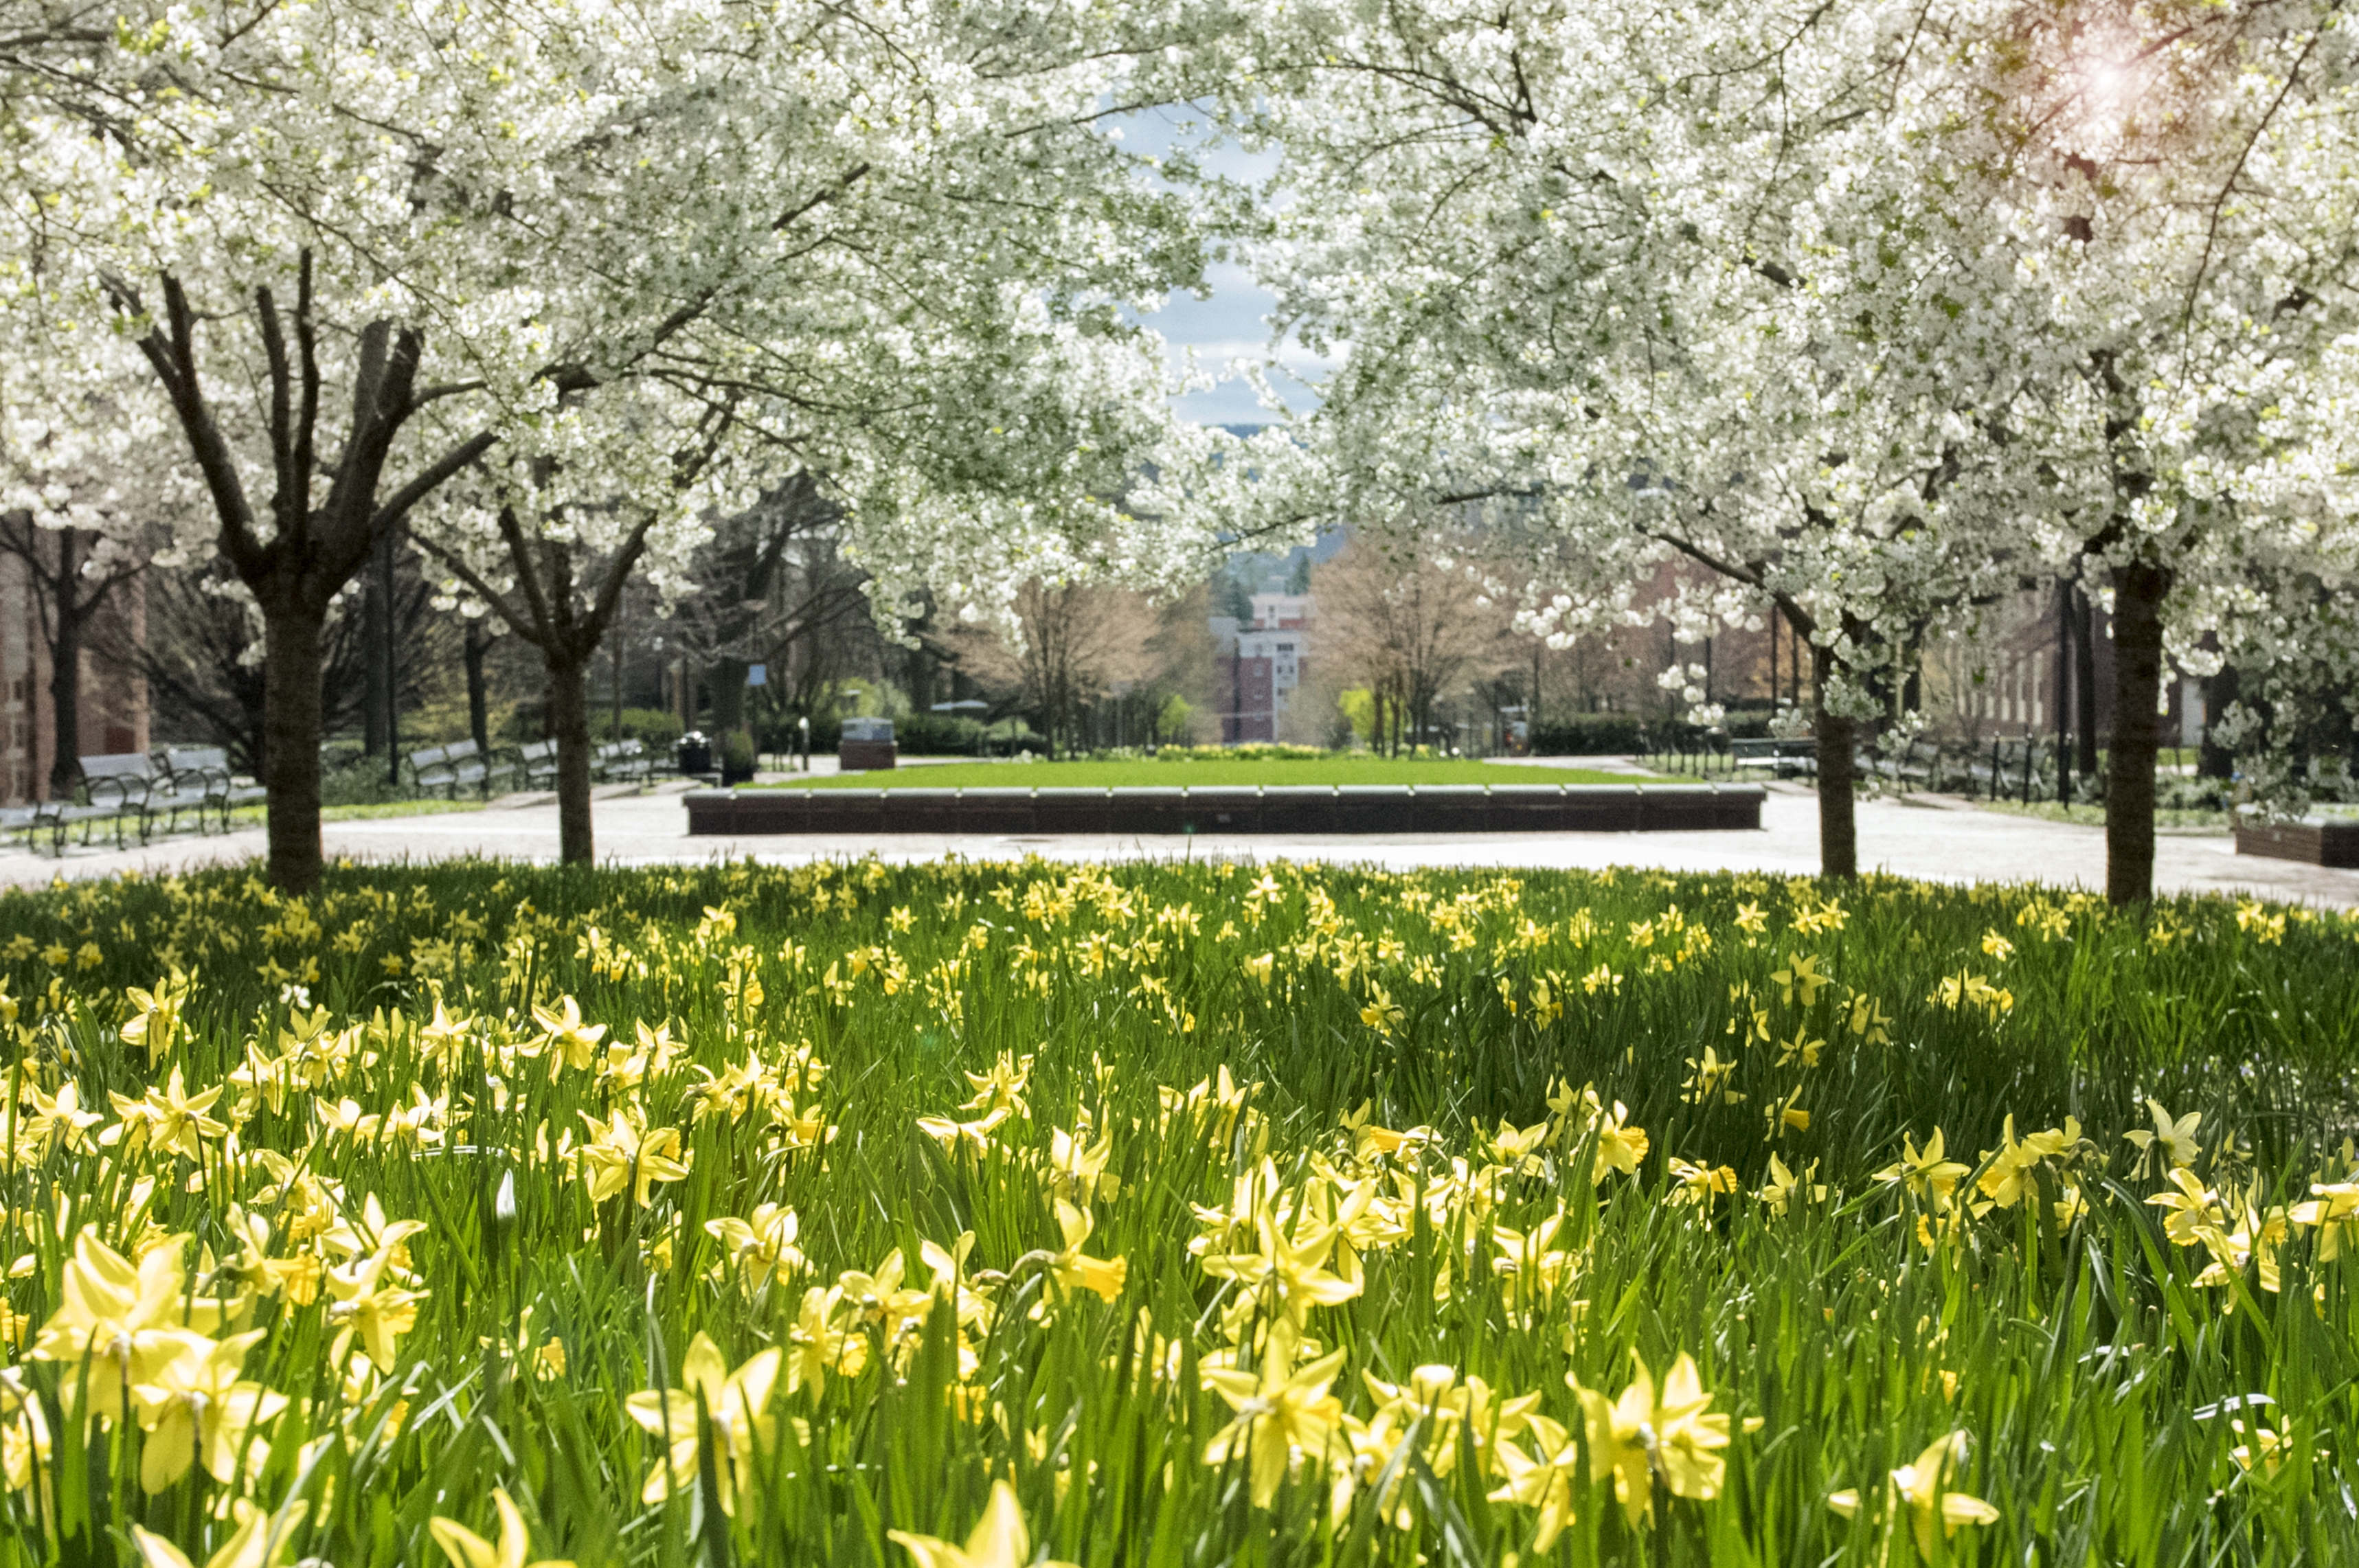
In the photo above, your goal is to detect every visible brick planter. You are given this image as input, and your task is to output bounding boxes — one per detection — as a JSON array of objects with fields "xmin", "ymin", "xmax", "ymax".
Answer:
[
  {"xmin": 2235, "ymin": 818, "xmax": 2359, "ymax": 869},
  {"xmin": 685, "ymin": 781, "xmax": 1767, "ymax": 837}
]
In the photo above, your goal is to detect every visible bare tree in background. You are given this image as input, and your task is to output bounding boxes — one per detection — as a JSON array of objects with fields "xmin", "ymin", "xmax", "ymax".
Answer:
[
  {"xmin": 0, "ymin": 513, "xmax": 146, "ymax": 793},
  {"xmin": 947, "ymin": 580, "xmax": 1154, "ymax": 758},
  {"xmin": 128, "ymin": 562, "xmax": 387, "ymax": 775},
  {"xmin": 1318, "ymin": 532, "xmax": 1509, "ymax": 755}
]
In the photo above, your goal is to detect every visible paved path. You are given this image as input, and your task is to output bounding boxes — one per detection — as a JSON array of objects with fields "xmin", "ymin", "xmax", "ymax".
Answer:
[{"xmin": 5, "ymin": 775, "xmax": 2355, "ymax": 907}]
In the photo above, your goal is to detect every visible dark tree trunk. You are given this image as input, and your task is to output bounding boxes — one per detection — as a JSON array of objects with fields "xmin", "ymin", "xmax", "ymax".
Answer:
[
  {"xmin": 2055, "ymin": 580, "xmax": 2074, "ymax": 804},
  {"xmin": 362, "ymin": 537, "xmax": 390, "ymax": 759},
  {"xmin": 465, "ymin": 619, "xmax": 494, "ymax": 759},
  {"xmin": 261, "ymin": 600, "xmax": 327, "ymax": 896},
  {"xmin": 1811, "ymin": 639, "xmax": 1858, "ymax": 880},
  {"xmin": 610, "ymin": 630, "xmax": 625, "ymax": 741},
  {"xmin": 710, "ymin": 657, "xmax": 748, "ymax": 732},
  {"xmin": 2105, "ymin": 560, "xmax": 2171, "ymax": 905},
  {"xmin": 2198, "ymin": 664, "xmax": 2239, "ymax": 780},
  {"xmin": 46, "ymin": 527, "xmax": 84, "ymax": 798},
  {"xmin": 549, "ymin": 652, "xmax": 594, "ymax": 864},
  {"xmin": 2072, "ymin": 584, "xmax": 2100, "ymax": 779}
]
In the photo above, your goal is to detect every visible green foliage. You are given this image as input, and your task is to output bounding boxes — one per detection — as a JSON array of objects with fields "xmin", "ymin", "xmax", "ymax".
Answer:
[{"xmin": 0, "ymin": 863, "xmax": 2355, "ymax": 1565}]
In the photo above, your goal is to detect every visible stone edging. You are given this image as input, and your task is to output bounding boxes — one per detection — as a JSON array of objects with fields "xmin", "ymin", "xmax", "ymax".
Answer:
[
  {"xmin": 684, "ymin": 782, "xmax": 1765, "ymax": 837},
  {"xmin": 2235, "ymin": 819, "xmax": 2359, "ymax": 869}
]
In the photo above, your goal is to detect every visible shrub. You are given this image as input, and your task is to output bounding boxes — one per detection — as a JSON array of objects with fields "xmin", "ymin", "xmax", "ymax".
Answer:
[{"xmin": 1529, "ymin": 712, "xmax": 1649, "ymax": 753}]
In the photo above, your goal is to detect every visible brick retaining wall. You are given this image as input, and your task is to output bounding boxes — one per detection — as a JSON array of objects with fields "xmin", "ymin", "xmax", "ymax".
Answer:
[
  {"xmin": 685, "ymin": 782, "xmax": 1765, "ymax": 837},
  {"xmin": 2235, "ymin": 819, "xmax": 2359, "ymax": 869}
]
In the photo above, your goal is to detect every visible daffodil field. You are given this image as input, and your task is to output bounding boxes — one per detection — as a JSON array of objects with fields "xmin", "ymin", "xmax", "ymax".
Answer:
[{"xmin": 1, "ymin": 859, "xmax": 2357, "ymax": 1567}]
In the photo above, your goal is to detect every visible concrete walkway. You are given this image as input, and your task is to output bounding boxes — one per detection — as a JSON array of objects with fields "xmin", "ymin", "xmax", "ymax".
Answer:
[{"xmin": 5, "ymin": 771, "xmax": 2355, "ymax": 907}]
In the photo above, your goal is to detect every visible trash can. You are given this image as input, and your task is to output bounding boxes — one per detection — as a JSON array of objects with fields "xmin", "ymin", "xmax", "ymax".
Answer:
[
  {"xmin": 675, "ymin": 731, "xmax": 713, "ymax": 778},
  {"xmin": 839, "ymin": 716, "xmax": 897, "ymax": 771}
]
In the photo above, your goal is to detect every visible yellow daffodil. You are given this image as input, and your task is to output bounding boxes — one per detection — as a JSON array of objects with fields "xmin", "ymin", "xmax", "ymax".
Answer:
[
  {"xmin": 705, "ymin": 1204, "xmax": 806, "ymax": 1293},
  {"xmin": 626, "ymin": 1332, "xmax": 782, "ymax": 1515},
  {"xmin": 1487, "ymin": 1430, "xmax": 1581, "ymax": 1549},
  {"xmin": 888, "ymin": 1479, "xmax": 1074, "ymax": 1568},
  {"xmin": 2123, "ymin": 1099, "xmax": 2201, "ymax": 1174},
  {"xmin": 1759, "ymin": 1153, "xmax": 1827, "ymax": 1215},
  {"xmin": 104, "ymin": 1067, "xmax": 228, "ymax": 1160},
  {"xmin": 784, "ymin": 1285, "xmax": 868, "ymax": 1398},
  {"xmin": 528, "ymin": 996, "xmax": 608, "ymax": 1074},
  {"xmin": 129, "ymin": 1328, "xmax": 287, "ymax": 1492},
  {"xmin": 576, "ymin": 1104, "xmax": 691, "ymax": 1207},
  {"xmin": 1201, "ymin": 1321, "xmax": 1347, "ymax": 1508},
  {"xmin": 1048, "ymin": 1201, "xmax": 1127, "ymax": 1302},
  {"xmin": 429, "ymin": 1488, "xmax": 576, "ymax": 1568},
  {"xmin": 131, "ymin": 1501, "xmax": 308, "ymax": 1568},
  {"xmin": 1874, "ymin": 1129, "xmax": 1969, "ymax": 1207},
  {"xmin": 1829, "ymin": 1431, "xmax": 1998, "ymax": 1558},
  {"xmin": 325, "ymin": 1246, "xmax": 426, "ymax": 1372},
  {"xmin": 1771, "ymin": 953, "xmax": 1831, "ymax": 1007},
  {"xmin": 1570, "ymin": 1352, "xmax": 1732, "ymax": 1526},
  {"xmin": 30, "ymin": 1229, "xmax": 227, "ymax": 1420},
  {"xmin": 120, "ymin": 970, "xmax": 194, "ymax": 1065}
]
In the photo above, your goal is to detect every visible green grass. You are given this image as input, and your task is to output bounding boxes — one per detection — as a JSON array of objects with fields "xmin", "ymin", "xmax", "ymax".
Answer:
[
  {"xmin": 1975, "ymin": 799, "xmax": 2233, "ymax": 832},
  {"xmin": 1, "ymin": 861, "xmax": 2357, "ymax": 1566},
  {"xmin": 217, "ymin": 798, "xmax": 494, "ymax": 828},
  {"xmin": 765, "ymin": 757, "xmax": 1658, "ymax": 788}
]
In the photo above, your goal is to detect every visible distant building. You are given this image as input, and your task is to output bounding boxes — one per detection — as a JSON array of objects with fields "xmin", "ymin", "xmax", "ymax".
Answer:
[
  {"xmin": 1212, "ymin": 592, "xmax": 1312, "ymax": 743},
  {"xmin": 0, "ymin": 554, "xmax": 148, "ymax": 804}
]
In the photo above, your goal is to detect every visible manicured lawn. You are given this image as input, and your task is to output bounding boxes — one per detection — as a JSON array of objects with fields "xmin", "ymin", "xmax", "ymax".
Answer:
[
  {"xmin": 3, "ymin": 861, "xmax": 2356, "ymax": 1564},
  {"xmin": 766, "ymin": 757, "xmax": 1658, "ymax": 788}
]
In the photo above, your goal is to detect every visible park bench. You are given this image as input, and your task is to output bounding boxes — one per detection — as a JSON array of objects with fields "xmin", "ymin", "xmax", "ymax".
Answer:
[
  {"xmin": 406, "ymin": 739, "xmax": 516, "ymax": 799},
  {"xmin": 517, "ymin": 740, "xmax": 559, "ymax": 789},
  {"xmin": 594, "ymin": 739, "xmax": 656, "ymax": 783},
  {"xmin": 1729, "ymin": 737, "xmax": 1817, "ymax": 778},
  {"xmin": 54, "ymin": 753, "xmax": 161, "ymax": 848},
  {"xmin": 1, "ymin": 803, "xmax": 58, "ymax": 849},
  {"xmin": 159, "ymin": 746, "xmax": 269, "ymax": 830}
]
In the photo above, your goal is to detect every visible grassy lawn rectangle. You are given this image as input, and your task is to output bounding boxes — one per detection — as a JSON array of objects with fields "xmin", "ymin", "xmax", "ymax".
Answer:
[{"xmin": 761, "ymin": 757, "xmax": 1661, "ymax": 788}]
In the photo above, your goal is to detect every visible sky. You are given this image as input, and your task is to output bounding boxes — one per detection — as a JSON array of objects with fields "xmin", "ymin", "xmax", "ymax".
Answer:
[{"xmin": 1110, "ymin": 106, "xmax": 1334, "ymax": 427}]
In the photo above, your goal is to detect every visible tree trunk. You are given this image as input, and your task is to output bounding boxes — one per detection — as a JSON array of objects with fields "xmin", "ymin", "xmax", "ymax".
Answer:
[
  {"xmin": 2071, "ymin": 586, "xmax": 2100, "ymax": 779},
  {"xmin": 261, "ymin": 600, "xmax": 328, "ymax": 896},
  {"xmin": 710, "ymin": 657, "xmax": 748, "ymax": 732},
  {"xmin": 2198, "ymin": 663, "xmax": 2239, "ymax": 780},
  {"xmin": 46, "ymin": 529, "xmax": 84, "ymax": 799},
  {"xmin": 610, "ymin": 633, "xmax": 624, "ymax": 741},
  {"xmin": 465, "ymin": 620, "xmax": 493, "ymax": 758},
  {"xmin": 2054, "ymin": 580, "xmax": 2073, "ymax": 804},
  {"xmin": 2105, "ymin": 561, "xmax": 2171, "ymax": 905},
  {"xmin": 1812, "ymin": 644, "xmax": 1858, "ymax": 880},
  {"xmin": 548, "ymin": 652, "xmax": 595, "ymax": 864},
  {"xmin": 362, "ymin": 536, "xmax": 390, "ymax": 760}
]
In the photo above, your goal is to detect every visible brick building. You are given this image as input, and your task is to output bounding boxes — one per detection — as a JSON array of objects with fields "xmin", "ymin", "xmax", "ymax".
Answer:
[
  {"xmin": 0, "ymin": 550, "xmax": 148, "ymax": 805},
  {"xmin": 1210, "ymin": 592, "xmax": 1311, "ymax": 744}
]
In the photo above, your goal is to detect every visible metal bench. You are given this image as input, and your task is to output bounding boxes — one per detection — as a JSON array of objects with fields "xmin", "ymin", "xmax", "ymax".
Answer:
[
  {"xmin": 594, "ymin": 739, "xmax": 655, "ymax": 783},
  {"xmin": 408, "ymin": 739, "xmax": 516, "ymax": 798},
  {"xmin": 1, "ymin": 803, "xmax": 59, "ymax": 850},
  {"xmin": 1729, "ymin": 737, "xmax": 1817, "ymax": 778},
  {"xmin": 159, "ymin": 746, "xmax": 268, "ymax": 830},
  {"xmin": 57, "ymin": 753, "xmax": 158, "ymax": 848},
  {"xmin": 517, "ymin": 739, "xmax": 559, "ymax": 789}
]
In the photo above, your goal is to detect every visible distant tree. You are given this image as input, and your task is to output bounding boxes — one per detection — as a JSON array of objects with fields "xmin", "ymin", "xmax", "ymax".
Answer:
[
  {"xmin": 131, "ymin": 565, "xmax": 383, "ymax": 777},
  {"xmin": 1315, "ymin": 533, "xmax": 1507, "ymax": 755},
  {"xmin": 1212, "ymin": 572, "xmax": 1256, "ymax": 624},
  {"xmin": 0, "ymin": 514, "xmax": 144, "ymax": 793},
  {"xmin": 947, "ymin": 580, "xmax": 1155, "ymax": 758}
]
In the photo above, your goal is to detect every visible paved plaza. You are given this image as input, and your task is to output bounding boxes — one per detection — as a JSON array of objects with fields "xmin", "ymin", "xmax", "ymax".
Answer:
[{"xmin": 5, "ymin": 767, "xmax": 2355, "ymax": 907}]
